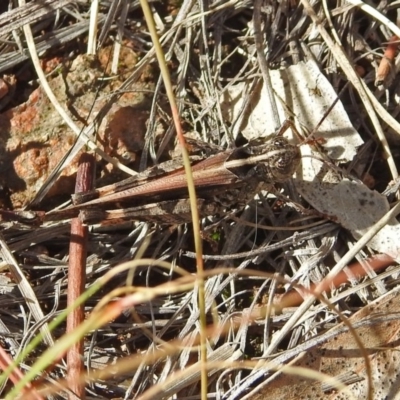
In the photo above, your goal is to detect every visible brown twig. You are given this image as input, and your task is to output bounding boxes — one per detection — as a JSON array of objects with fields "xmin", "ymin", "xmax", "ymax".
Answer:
[
  {"xmin": 375, "ymin": 35, "xmax": 399, "ymax": 86},
  {"xmin": 67, "ymin": 153, "xmax": 95, "ymax": 400},
  {"xmin": 275, "ymin": 254, "xmax": 394, "ymax": 311}
]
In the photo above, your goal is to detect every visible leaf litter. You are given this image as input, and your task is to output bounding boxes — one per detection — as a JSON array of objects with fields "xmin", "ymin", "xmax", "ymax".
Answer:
[{"xmin": 0, "ymin": 1, "xmax": 400, "ymax": 399}]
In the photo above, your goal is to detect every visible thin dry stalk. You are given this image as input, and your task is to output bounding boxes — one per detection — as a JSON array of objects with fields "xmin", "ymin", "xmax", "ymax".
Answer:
[
  {"xmin": 375, "ymin": 35, "xmax": 399, "ymax": 85},
  {"xmin": 67, "ymin": 153, "xmax": 95, "ymax": 400}
]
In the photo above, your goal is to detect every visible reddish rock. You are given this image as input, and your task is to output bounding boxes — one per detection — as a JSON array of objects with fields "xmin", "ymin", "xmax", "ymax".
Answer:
[{"xmin": 0, "ymin": 54, "xmax": 152, "ymax": 209}]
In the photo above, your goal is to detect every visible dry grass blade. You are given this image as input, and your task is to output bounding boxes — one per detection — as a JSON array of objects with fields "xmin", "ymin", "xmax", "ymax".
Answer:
[
  {"xmin": 87, "ymin": 0, "xmax": 99, "ymax": 55},
  {"xmin": 139, "ymin": 1, "xmax": 207, "ymax": 397},
  {"xmin": 0, "ymin": 236, "xmax": 54, "ymax": 347},
  {"xmin": 0, "ymin": 0, "xmax": 75, "ymax": 37}
]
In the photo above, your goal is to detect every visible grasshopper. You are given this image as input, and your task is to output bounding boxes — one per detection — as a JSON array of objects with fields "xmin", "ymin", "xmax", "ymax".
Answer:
[
  {"xmin": 0, "ymin": 135, "xmax": 301, "ymax": 226},
  {"xmin": 50, "ymin": 135, "xmax": 300, "ymax": 225}
]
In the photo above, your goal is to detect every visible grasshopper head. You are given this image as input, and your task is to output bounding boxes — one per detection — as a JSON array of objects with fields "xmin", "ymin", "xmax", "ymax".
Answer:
[{"xmin": 261, "ymin": 137, "xmax": 301, "ymax": 182}]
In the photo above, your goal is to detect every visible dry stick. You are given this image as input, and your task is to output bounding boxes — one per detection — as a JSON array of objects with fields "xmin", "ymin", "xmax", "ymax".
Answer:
[
  {"xmin": 67, "ymin": 154, "xmax": 95, "ymax": 400},
  {"xmin": 253, "ymin": 0, "xmax": 280, "ymax": 131},
  {"xmin": 375, "ymin": 35, "xmax": 399, "ymax": 86}
]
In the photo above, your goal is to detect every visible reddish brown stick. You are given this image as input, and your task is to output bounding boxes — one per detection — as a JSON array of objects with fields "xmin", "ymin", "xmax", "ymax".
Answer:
[
  {"xmin": 375, "ymin": 35, "xmax": 399, "ymax": 86},
  {"xmin": 67, "ymin": 153, "xmax": 95, "ymax": 400},
  {"xmin": 275, "ymin": 254, "xmax": 394, "ymax": 311}
]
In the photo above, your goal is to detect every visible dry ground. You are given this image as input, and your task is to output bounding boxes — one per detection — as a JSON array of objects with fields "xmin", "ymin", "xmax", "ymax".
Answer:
[{"xmin": 0, "ymin": 1, "xmax": 400, "ymax": 399}]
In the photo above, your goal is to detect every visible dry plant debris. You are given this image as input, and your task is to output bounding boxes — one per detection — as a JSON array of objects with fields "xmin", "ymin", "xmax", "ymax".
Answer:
[
  {"xmin": 0, "ymin": 1, "xmax": 400, "ymax": 399},
  {"xmin": 244, "ymin": 285, "xmax": 400, "ymax": 400}
]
